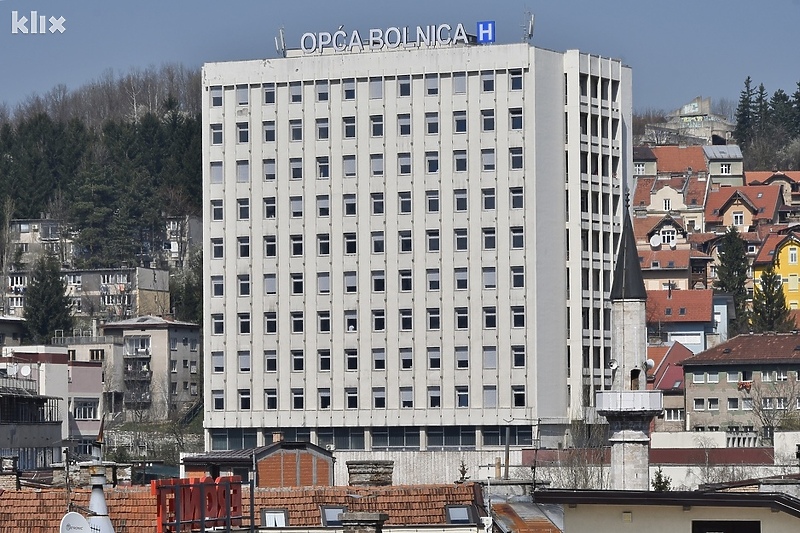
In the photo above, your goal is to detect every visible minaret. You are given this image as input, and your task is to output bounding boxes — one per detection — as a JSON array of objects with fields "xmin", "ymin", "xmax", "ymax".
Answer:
[
  {"xmin": 87, "ymin": 418, "xmax": 115, "ymax": 533},
  {"xmin": 596, "ymin": 204, "xmax": 662, "ymax": 490}
]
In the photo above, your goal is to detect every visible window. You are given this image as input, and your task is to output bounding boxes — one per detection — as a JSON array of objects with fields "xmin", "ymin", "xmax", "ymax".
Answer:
[
  {"xmin": 510, "ymin": 69, "xmax": 523, "ymax": 90},
  {"xmin": 481, "ymin": 149, "xmax": 496, "ymax": 171},
  {"xmin": 211, "ymin": 351, "xmax": 224, "ymax": 373},
  {"xmin": 290, "ymin": 196, "xmax": 303, "ymax": 217},
  {"xmin": 427, "ymin": 190, "xmax": 440, "ymax": 212},
  {"xmin": 425, "ymin": 74, "xmax": 438, "ymax": 96},
  {"xmin": 398, "ymin": 113, "xmax": 411, "ymax": 135},
  {"xmin": 398, "ymin": 75, "xmax": 411, "ymax": 97},
  {"xmin": 290, "ymin": 312, "xmax": 304, "ymax": 333},
  {"xmin": 318, "ymin": 388, "xmax": 331, "ymax": 409},
  {"xmin": 264, "ymin": 83, "xmax": 276, "ymax": 104},
  {"xmin": 790, "ymin": 247, "xmax": 798, "ymax": 265},
  {"xmin": 694, "ymin": 398, "xmax": 705, "ymax": 411},
  {"xmin": 316, "ymin": 80, "xmax": 329, "ymax": 101},
  {"xmin": 483, "ymin": 346, "xmax": 497, "ymax": 369},
  {"xmin": 264, "ymin": 351, "xmax": 277, "ymax": 372},
  {"xmin": 371, "ymin": 114, "xmax": 384, "ymax": 137},
  {"xmin": 428, "ymin": 386, "xmax": 441, "ymax": 408},
  {"xmin": 511, "ymin": 266, "xmax": 525, "ymax": 288},
  {"xmin": 212, "ymin": 390, "xmax": 224, "ymax": 410},
  {"xmin": 510, "ymin": 147, "xmax": 524, "ymax": 169},
  {"xmin": 210, "ymin": 124, "xmax": 222, "ymax": 144},
  {"xmin": 481, "ymin": 109, "xmax": 495, "ymax": 131},
  {"xmin": 289, "ymin": 158, "xmax": 302, "ymax": 180},
  {"xmin": 400, "ymin": 309, "xmax": 413, "ymax": 331},
  {"xmin": 263, "ymin": 159, "xmax": 276, "ymax": 181},
  {"xmin": 454, "ymin": 267, "xmax": 468, "ymax": 290},
  {"xmin": 455, "ymin": 346, "xmax": 469, "ymax": 369},
  {"xmin": 263, "ymin": 120, "xmax": 276, "ymax": 142},
  {"xmin": 236, "ymin": 122, "xmax": 249, "ymax": 143},
  {"xmin": 370, "ymin": 153, "xmax": 384, "ymax": 176},
  {"xmin": 372, "ymin": 231, "xmax": 385, "ymax": 254},
  {"xmin": 316, "ymin": 195, "xmax": 330, "ymax": 217},
  {"xmin": 372, "ymin": 310, "xmax": 386, "ymax": 332},
  {"xmin": 317, "ymin": 234, "xmax": 330, "ymax": 255},
  {"xmin": 395, "ymin": 152, "xmax": 412, "ymax": 175},
  {"xmin": 400, "ymin": 348, "xmax": 413, "ymax": 370},
  {"xmin": 733, "ymin": 211, "xmax": 744, "ymax": 226},
  {"xmin": 482, "ymin": 267, "xmax": 496, "ymax": 289},
  {"xmin": 343, "ymin": 116, "xmax": 356, "ymax": 138},
  {"xmin": 399, "ymin": 230, "xmax": 412, "ymax": 252},
  {"xmin": 511, "ymin": 307, "xmax": 526, "ymax": 328},
  {"xmin": 345, "ymin": 311, "xmax": 358, "ymax": 332},
  {"xmin": 664, "ymin": 408, "xmax": 684, "ymax": 421},
  {"xmin": 512, "ymin": 386, "xmax": 526, "ymax": 407},
  {"xmin": 264, "ymin": 197, "xmax": 276, "ymax": 218},
  {"xmin": 483, "ymin": 228, "xmax": 496, "ymax": 250},
  {"xmin": 210, "ymin": 86, "xmax": 222, "ymax": 107},
  {"xmin": 316, "ymin": 118, "xmax": 329, "ymax": 140},
  {"xmin": 481, "ymin": 71, "xmax": 494, "ymax": 92},
  {"xmin": 289, "ymin": 81, "xmax": 302, "ymax": 103},
  {"xmin": 456, "ymin": 386, "xmax": 469, "ymax": 407},
  {"xmin": 345, "ymin": 388, "xmax": 358, "ymax": 409},
  {"xmin": 728, "ymin": 397, "xmax": 739, "ymax": 410},
  {"xmin": 237, "ymin": 237, "xmax": 250, "ymax": 258},
  {"xmin": 483, "ymin": 386, "xmax": 498, "ymax": 408},
  {"xmin": 454, "ymin": 229, "xmax": 468, "ymax": 251},
  {"xmin": 289, "ymin": 119, "xmax": 302, "ymax": 141},
  {"xmin": 455, "ymin": 307, "xmax": 469, "ymax": 330},
  {"xmin": 511, "ymin": 227, "xmax": 525, "ymax": 248},
  {"xmin": 373, "ymin": 348, "xmax": 386, "ymax": 370},
  {"xmin": 343, "ymin": 155, "xmax": 356, "ymax": 178},
  {"xmin": 318, "ymin": 311, "xmax": 331, "ymax": 333},
  {"xmin": 708, "ymin": 397, "xmax": 719, "ymax": 411},
  {"xmin": 454, "ymin": 110, "xmax": 467, "ymax": 133},
  {"xmin": 369, "ymin": 77, "xmax": 383, "ymax": 99},
  {"xmin": 291, "ymin": 389, "xmax": 304, "ymax": 409},
  {"xmin": 371, "ymin": 192, "xmax": 384, "ymax": 215},
  {"xmin": 317, "ymin": 272, "xmax": 330, "ymax": 294},
  {"xmin": 211, "ymin": 238, "xmax": 224, "ymax": 259},
  {"xmin": 238, "ymin": 274, "xmax": 251, "ymax": 296},
  {"xmin": 211, "ymin": 199, "xmax": 223, "ymax": 221},
  {"xmin": 427, "ymin": 269, "xmax": 440, "ymax": 291},
  {"xmin": 211, "ymin": 276, "xmax": 224, "ymax": 297},
  {"xmin": 399, "ymin": 270, "xmax": 412, "ymax": 291},
  {"xmin": 344, "ymin": 271, "xmax": 357, "ymax": 293},
  {"xmin": 482, "ymin": 188, "xmax": 496, "ymax": 210},
  {"xmin": 344, "ymin": 233, "xmax": 357, "ymax": 254},
  {"xmin": 425, "ymin": 112, "xmax": 439, "ymax": 134},
  {"xmin": 290, "ymin": 272, "xmax": 304, "ymax": 294},
  {"xmin": 372, "ymin": 270, "xmax": 385, "ymax": 292},
  {"xmin": 453, "ymin": 150, "xmax": 467, "ymax": 172},
  {"xmin": 319, "ymin": 349, "xmax": 331, "ymax": 371},
  {"xmin": 343, "ymin": 78, "xmax": 356, "ymax": 100},
  {"xmin": 510, "ymin": 108, "xmax": 523, "ymax": 130},
  {"xmin": 427, "ymin": 308, "xmax": 440, "ymax": 330},
  {"xmin": 238, "ymin": 350, "xmax": 251, "ymax": 372},
  {"xmin": 692, "ymin": 371, "xmax": 705, "ymax": 384},
  {"xmin": 510, "ymin": 187, "xmax": 524, "ymax": 208},
  {"xmin": 264, "ymin": 312, "xmax": 277, "ymax": 334},
  {"xmin": 483, "ymin": 307, "xmax": 497, "ymax": 328},
  {"xmin": 342, "ymin": 193, "xmax": 357, "ymax": 216},
  {"xmin": 453, "ymin": 72, "xmax": 467, "ymax": 94},
  {"xmin": 454, "ymin": 189, "xmax": 468, "ymax": 211},
  {"xmin": 399, "ymin": 191, "xmax": 412, "ymax": 213},
  {"xmin": 427, "ymin": 230, "xmax": 440, "ymax": 252},
  {"xmin": 210, "ymin": 161, "xmax": 223, "ymax": 183},
  {"xmin": 707, "ymin": 372, "xmax": 719, "ymax": 384},
  {"xmin": 426, "ymin": 151, "xmax": 439, "ymax": 173},
  {"xmin": 720, "ymin": 163, "xmax": 731, "ymax": 175},
  {"xmin": 400, "ymin": 387, "xmax": 413, "ymax": 408},
  {"xmin": 290, "ymin": 234, "xmax": 303, "ymax": 256},
  {"xmin": 236, "ymin": 160, "xmax": 250, "ymax": 182},
  {"xmin": 428, "ymin": 347, "xmax": 441, "ymax": 369},
  {"xmin": 373, "ymin": 387, "xmax": 386, "ymax": 408},
  {"xmin": 511, "ymin": 345, "xmax": 525, "ymax": 368}
]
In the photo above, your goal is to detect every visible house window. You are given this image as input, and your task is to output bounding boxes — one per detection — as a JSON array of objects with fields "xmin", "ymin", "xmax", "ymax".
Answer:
[
  {"xmin": 399, "ymin": 270, "xmax": 412, "ymax": 291},
  {"xmin": 399, "ymin": 230, "xmax": 413, "ymax": 252},
  {"xmin": 264, "ymin": 197, "xmax": 276, "ymax": 218},
  {"xmin": 372, "ymin": 270, "xmax": 385, "ymax": 292},
  {"xmin": 456, "ymin": 386, "xmax": 469, "ymax": 408},
  {"xmin": 264, "ymin": 351, "xmax": 277, "ymax": 372},
  {"xmin": 455, "ymin": 307, "xmax": 469, "ymax": 330},
  {"xmin": 343, "ymin": 155, "xmax": 356, "ymax": 178},
  {"xmin": 510, "ymin": 187, "xmax": 524, "ymax": 209},
  {"xmin": 264, "ymin": 83, "xmax": 276, "ymax": 104},
  {"xmin": 289, "ymin": 119, "xmax": 302, "ymax": 141},
  {"xmin": 425, "ymin": 112, "xmax": 439, "ymax": 135},
  {"xmin": 399, "ymin": 192, "xmax": 412, "ymax": 213},
  {"xmin": 400, "ymin": 309, "xmax": 414, "ymax": 331},
  {"xmin": 456, "ymin": 346, "xmax": 469, "ymax": 369},
  {"xmin": 512, "ymin": 386, "xmax": 526, "ymax": 407},
  {"xmin": 427, "ymin": 190, "xmax": 440, "ymax": 212},
  {"xmin": 733, "ymin": 211, "xmax": 744, "ymax": 226},
  {"xmin": 454, "ymin": 229, "xmax": 468, "ymax": 251},
  {"xmin": 210, "ymin": 86, "xmax": 222, "ymax": 107},
  {"xmin": 665, "ymin": 408, "xmax": 684, "ymax": 421},
  {"xmin": 263, "ymin": 159, "xmax": 276, "ymax": 181},
  {"xmin": 483, "ymin": 267, "xmax": 497, "ymax": 289},
  {"xmin": 319, "ymin": 349, "xmax": 331, "ymax": 371},
  {"xmin": 398, "ymin": 152, "xmax": 412, "ymax": 175},
  {"xmin": 373, "ymin": 387, "xmax": 386, "ymax": 408},
  {"xmin": 728, "ymin": 398, "xmax": 739, "ymax": 410},
  {"xmin": 371, "ymin": 193, "xmax": 384, "ymax": 215},
  {"xmin": 400, "ymin": 348, "xmax": 413, "ymax": 370},
  {"xmin": 238, "ymin": 389, "xmax": 251, "ymax": 410},
  {"xmin": 661, "ymin": 228, "xmax": 676, "ymax": 246},
  {"xmin": 510, "ymin": 108, "xmax": 523, "ymax": 130},
  {"xmin": 790, "ymin": 247, "xmax": 798, "ymax": 265},
  {"xmin": 425, "ymin": 151, "xmax": 439, "ymax": 173},
  {"xmin": 316, "ymin": 118, "xmax": 329, "ymax": 140},
  {"xmin": 454, "ymin": 110, "xmax": 467, "ymax": 133},
  {"xmin": 210, "ymin": 161, "xmax": 223, "ymax": 183},
  {"xmin": 370, "ymin": 154, "xmax": 384, "ymax": 176},
  {"xmin": 236, "ymin": 160, "xmax": 249, "ymax": 182},
  {"xmin": 427, "ymin": 308, "xmax": 440, "ymax": 330},
  {"xmin": 510, "ymin": 69, "xmax": 523, "ymax": 90},
  {"xmin": 483, "ymin": 307, "xmax": 497, "ymax": 329},
  {"xmin": 454, "ymin": 267, "xmax": 468, "ymax": 290},
  {"xmin": 481, "ymin": 149, "xmax": 496, "ymax": 171},
  {"xmin": 237, "ymin": 199, "xmax": 249, "ymax": 220},
  {"xmin": 483, "ymin": 346, "xmax": 497, "ymax": 369},
  {"xmin": 720, "ymin": 163, "xmax": 731, "ymax": 175},
  {"xmin": 511, "ymin": 227, "xmax": 525, "ymax": 248},
  {"xmin": 510, "ymin": 147, "xmax": 524, "ymax": 169},
  {"xmin": 373, "ymin": 348, "xmax": 386, "ymax": 370},
  {"xmin": 427, "ymin": 230, "xmax": 440, "ymax": 252},
  {"xmin": 369, "ymin": 77, "xmax": 383, "ymax": 99},
  {"xmin": 483, "ymin": 188, "xmax": 496, "ymax": 210},
  {"xmin": 291, "ymin": 389, "xmax": 304, "ymax": 409},
  {"xmin": 427, "ymin": 268, "xmax": 440, "ymax": 291},
  {"xmin": 483, "ymin": 228, "xmax": 496, "ymax": 250},
  {"xmin": 210, "ymin": 124, "xmax": 222, "ymax": 144},
  {"xmin": 694, "ymin": 398, "xmax": 705, "ymax": 411},
  {"xmin": 345, "ymin": 388, "xmax": 358, "ymax": 409},
  {"xmin": 454, "ymin": 150, "xmax": 467, "ymax": 172},
  {"xmin": 236, "ymin": 122, "xmax": 249, "ymax": 143},
  {"xmin": 634, "ymin": 162, "xmax": 646, "ymax": 175},
  {"xmin": 289, "ymin": 81, "xmax": 302, "ymax": 103},
  {"xmin": 343, "ymin": 116, "xmax": 356, "ymax": 138}
]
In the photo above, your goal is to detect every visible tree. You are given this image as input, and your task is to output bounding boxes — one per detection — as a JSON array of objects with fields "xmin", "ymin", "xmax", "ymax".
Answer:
[
  {"xmin": 734, "ymin": 76, "xmax": 755, "ymax": 149},
  {"xmin": 741, "ymin": 377, "xmax": 800, "ymax": 444},
  {"xmin": 751, "ymin": 264, "xmax": 795, "ymax": 332},
  {"xmin": 651, "ymin": 466, "xmax": 672, "ymax": 491},
  {"xmin": 23, "ymin": 253, "xmax": 73, "ymax": 343},
  {"xmin": 714, "ymin": 227, "xmax": 751, "ymax": 335}
]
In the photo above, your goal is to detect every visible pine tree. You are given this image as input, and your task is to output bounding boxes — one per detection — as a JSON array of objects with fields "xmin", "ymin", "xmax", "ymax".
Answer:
[
  {"xmin": 752, "ymin": 263, "xmax": 795, "ymax": 332},
  {"xmin": 23, "ymin": 253, "xmax": 73, "ymax": 343},
  {"xmin": 734, "ymin": 76, "xmax": 755, "ymax": 149},
  {"xmin": 651, "ymin": 466, "xmax": 672, "ymax": 492},
  {"xmin": 714, "ymin": 227, "xmax": 750, "ymax": 335}
]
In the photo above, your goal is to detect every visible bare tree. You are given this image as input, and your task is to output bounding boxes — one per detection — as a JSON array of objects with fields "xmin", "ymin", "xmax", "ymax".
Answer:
[
  {"xmin": 741, "ymin": 375, "xmax": 800, "ymax": 443},
  {"xmin": 535, "ymin": 419, "xmax": 609, "ymax": 489}
]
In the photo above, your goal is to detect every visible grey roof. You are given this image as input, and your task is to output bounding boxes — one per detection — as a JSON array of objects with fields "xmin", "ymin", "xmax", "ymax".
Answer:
[
  {"xmin": 703, "ymin": 145, "xmax": 743, "ymax": 160},
  {"xmin": 633, "ymin": 145, "xmax": 656, "ymax": 161},
  {"xmin": 610, "ymin": 211, "xmax": 647, "ymax": 301},
  {"xmin": 102, "ymin": 315, "xmax": 198, "ymax": 329},
  {"xmin": 183, "ymin": 441, "xmax": 333, "ymax": 465}
]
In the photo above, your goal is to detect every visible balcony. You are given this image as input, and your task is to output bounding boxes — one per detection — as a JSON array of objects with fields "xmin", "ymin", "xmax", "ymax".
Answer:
[
  {"xmin": 123, "ymin": 368, "xmax": 153, "ymax": 382},
  {"xmin": 124, "ymin": 391, "xmax": 152, "ymax": 405},
  {"xmin": 596, "ymin": 390, "xmax": 663, "ymax": 414},
  {"xmin": 123, "ymin": 348, "xmax": 151, "ymax": 359}
]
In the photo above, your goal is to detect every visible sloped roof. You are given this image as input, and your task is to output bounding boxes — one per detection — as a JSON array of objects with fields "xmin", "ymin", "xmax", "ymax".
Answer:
[
  {"xmin": 632, "ymin": 177, "xmax": 656, "ymax": 207},
  {"xmin": 682, "ymin": 332, "xmax": 800, "ymax": 367},
  {"xmin": 633, "ymin": 145, "xmax": 657, "ymax": 162},
  {"xmin": 703, "ymin": 145, "xmax": 743, "ymax": 160},
  {"xmin": 650, "ymin": 145, "xmax": 708, "ymax": 174},
  {"xmin": 638, "ymin": 248, "xmax": 712, "ymax": 271},
  {"xmin": 646, "ymin": 289, "xmax": 714, "ymax": 323},
  {"xmin": 704, "ymin": 185, "xmax": 781, "ymax": 224},
  {"xmin": 632, "ymin": 214, "xmax": 686, "ymax": 243},
  {"xmin": 183, "ymin": 440, "xmax": 333, "ymax": 465},
  {"xmin": 746, "ymin": 171, "xmax": 800, "ymax": 185},
  {"xmin": 492, "ymin": 501, "xmax": 564, "ymax": 533},
  {"xmin": 0, "ymin": 483, "xmax": 484, "ymax": 533},
  {"xmin": 610, "ymin": 213, "xmax": 647, "ymax": 300},
  {"xmin": 652, "ymin": 342, "xmax": 695, "ymax": 391}
]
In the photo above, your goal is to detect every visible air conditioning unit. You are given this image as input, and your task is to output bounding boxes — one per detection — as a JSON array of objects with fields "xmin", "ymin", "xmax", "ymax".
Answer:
[{"xmin": 325, "ymin": 444, "xmax": 336, "ymax": 451}]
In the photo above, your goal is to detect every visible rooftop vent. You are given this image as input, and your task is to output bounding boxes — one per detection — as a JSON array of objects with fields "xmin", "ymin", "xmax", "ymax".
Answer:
[{"xmin": 722, "ymin": 348, "xmax": 732, "ymax": 353}]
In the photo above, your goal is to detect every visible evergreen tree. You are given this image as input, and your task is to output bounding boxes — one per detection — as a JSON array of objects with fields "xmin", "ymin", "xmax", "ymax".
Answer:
[
  {"xmin": 651, "ymin": 467, "xmax": 672, "ymax": 492},
  {"xmin": 23, "ymin": 253, "xmax": 73, "ymax": 344},
  {"xmin": 714, "ymin": 227, "xmax": 750, "ymax": 335},
  {"xmin": 752, "ymin": 264, "xmax": 795, "ymax": 332},
  {"xmin": 734, "ymin": 76, "xmax": 755, "ymax": 149}
]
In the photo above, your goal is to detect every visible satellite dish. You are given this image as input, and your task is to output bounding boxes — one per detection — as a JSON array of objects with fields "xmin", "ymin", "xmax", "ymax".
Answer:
[
  {"xmin": 20, "ymin": 365, "xmax": 31, "ymax": 377},
  {"xmin": 670, "ymin": 240, "xmax": 677, "ymax": 249},
  {"xmin": 608, "ymin": 359, "xmax": 619, "ymax": 370},
  {"xmin": 6, "ymin": 363, "xmax": 17, "ymax": 376},
  {"xmin": 643, "ymin": 359, "xmax": 655, "ymax": 370},
  {"xmin": 60, "ymin": 512, "xmax": 90, "ymax": 533},
  {"xmin": 649, "ymin": 234, "xmax": 662, "ymax": 248}
]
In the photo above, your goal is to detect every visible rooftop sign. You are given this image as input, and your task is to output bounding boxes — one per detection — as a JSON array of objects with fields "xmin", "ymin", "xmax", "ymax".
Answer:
[{"xmin": 301, "ymin": 23, "xmax": 478, "ymax": 54}]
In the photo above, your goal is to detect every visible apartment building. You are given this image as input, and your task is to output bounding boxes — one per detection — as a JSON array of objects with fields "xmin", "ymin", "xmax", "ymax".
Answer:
[{"xmin": 202, "ymin": 27, "xmax": 632, "ymax": 451}]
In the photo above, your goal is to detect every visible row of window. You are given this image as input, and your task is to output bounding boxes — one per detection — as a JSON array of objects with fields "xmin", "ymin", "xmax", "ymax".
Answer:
[
  {"xmin": 213, "ymin": 187, "xmax": 525, "ymax": 222},
  {"xmin": 691, "ymin": 369, "xmax": 797, "ymax": 383},
  {"xmin": 209, "ymin": 70, "xmax": 525, "ymax": 108},
  {"xmin": 213, "ymin": 384, "xmax": 527, "ymax": 411},
  {"xmin": 209, "ymin": 227, "xmax": 527, "ymax": 259},
  {"xmin": 209, "ymin": 146, "xmax": 524, "ymax": 184},
  {"xmin": 211, "ymin": 305, "xmax": 527, "ymax": 335},
  {"xmin": 694, "ymin": 396, "xmax": 800, "ymax": 411},
  {"xmin": 212, "ymin": 345, "xmax": 526, "ymax": 373},
  {"xmin": 213, "ymin": 266, "xmax": 525, "ymax": 298},
  {"xmin": 217, "ymin": 108, "xmax": 524, "ymax": 145}
]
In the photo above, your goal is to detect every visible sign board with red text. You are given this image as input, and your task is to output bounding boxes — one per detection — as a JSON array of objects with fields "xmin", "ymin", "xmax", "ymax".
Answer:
[{"xmin": 152, "ymin": 476, "xmax": 244, "ymax": 532}]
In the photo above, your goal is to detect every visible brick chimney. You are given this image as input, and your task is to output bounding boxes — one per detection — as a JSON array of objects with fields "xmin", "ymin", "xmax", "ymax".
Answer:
[
  {"xmin": 346, "ymin": 460, "xmax": 393, "ymax": 486},
  {"xmin": 341, "ymin": 512, "xmax": 389, "ymax": 533}
]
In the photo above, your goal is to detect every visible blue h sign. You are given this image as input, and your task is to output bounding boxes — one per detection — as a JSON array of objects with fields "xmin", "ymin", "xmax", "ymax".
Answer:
[{"xmin": 476, "ymin": 21, "xmax": 496, "ymax": 44}]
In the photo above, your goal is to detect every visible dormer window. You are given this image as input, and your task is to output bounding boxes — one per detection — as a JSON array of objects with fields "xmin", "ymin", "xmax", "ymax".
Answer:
[
  {"xmin": 661, "ymin": 228, "xmax": 676, "ymax": 246},
  {"xmin": 732, "ymin": 211, "xmax": 744, "ymax": 226},
  {"xmin": 663, "ymin": 199, "xmax": 671, "ymax": 211}
]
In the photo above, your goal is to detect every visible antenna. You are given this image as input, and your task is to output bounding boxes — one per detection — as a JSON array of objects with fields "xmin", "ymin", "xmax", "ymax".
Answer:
[
  {"xmin": 275, "ymin": 27, "xmax": 287, "ymax": 58},
  {"xmin": 523, "ymin": 12, "xmax": 535, "ymax": 42}
]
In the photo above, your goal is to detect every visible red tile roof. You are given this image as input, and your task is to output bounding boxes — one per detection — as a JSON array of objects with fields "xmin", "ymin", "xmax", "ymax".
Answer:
[
  {"xmin": 639, "ymin": 248, "xmax": 710, "ymax": 271},
  {"xmin": 632, "ymin": 175, "xmax": 708, "ymax": 209},
  {"xmin": 650, "ymin": 146, "xmax": 708, "ymax": 174},
  {"xmin": 646, "ymin": 289, "xmax": 713, "ymax": 323},
  {"xmin": 0, "ymin": 483, "xmax": 484, "ymax": 533},
  {"xmin": 704, "ymin": 185, "xmax": 782, "ymax": 225},
  {"xmin": 652, "ymin": 342, "xmax": 694, "ymax": 391},
  {"xmin": 682, "ymin": 332, "xmax": 800, "ymax": 366},
  {"xmin": 632, "ymin": 215, "xmax": 685, "ymax": 243},
  {"xmin": 746, "ymin": 171, "xmax": 800, "ymax": 185},
  {"xmin": 632, "ymin": 177, "xmax": 656, "ymax": 207}
]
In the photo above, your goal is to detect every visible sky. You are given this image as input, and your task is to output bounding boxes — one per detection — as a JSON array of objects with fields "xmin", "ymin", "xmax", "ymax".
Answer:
[{"xmin": 1, "ymin": 0, "xmax": 800, "ymax": 113}]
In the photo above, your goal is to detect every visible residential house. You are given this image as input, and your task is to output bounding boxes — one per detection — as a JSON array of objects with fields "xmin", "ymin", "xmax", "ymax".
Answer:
[
  {"xmin": 631, "ymin": 175, "xmax": 708, "ymax": 231},
  {"xmin": 703, "ymin": 145, "xmax": 744, "ymax": 187},
  {"xmin": 704, "ymin": 185, "xmax": 782, "ymax": 234},
  {"xmin": 645, "ymin": 289, "xmax": 728, "ymax": 353},
  {"xmin": 681, "ymin": 333, "xmax": 800, "ymax": 442},
  {"xmin": 649, "ymin": 342, "xmax": 694, "ymax": 432},
  {"xmin": 752, "ymin": 231, "xmax": 800, "ymax": 311},
  {"xmin": 747, "ymin": 170, "xmax": 800, "ymax": 219}
]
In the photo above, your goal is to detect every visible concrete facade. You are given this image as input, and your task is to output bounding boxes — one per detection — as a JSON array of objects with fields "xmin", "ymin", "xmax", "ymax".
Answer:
[{"xmin": 202, "ymin": 35, "xmax": 632, "ymax": 451}]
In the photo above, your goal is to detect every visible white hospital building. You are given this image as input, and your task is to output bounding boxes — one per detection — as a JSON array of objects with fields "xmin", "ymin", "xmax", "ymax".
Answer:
[{"xmin": 202, "ymin": 24, "xmax": 631, "ymax": 453}]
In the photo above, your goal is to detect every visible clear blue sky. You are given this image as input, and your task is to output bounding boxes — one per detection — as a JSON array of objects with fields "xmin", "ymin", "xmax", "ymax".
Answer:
[{"xmin": 2, "ymin": 0, "xmax": 799, "ymax": 112}]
